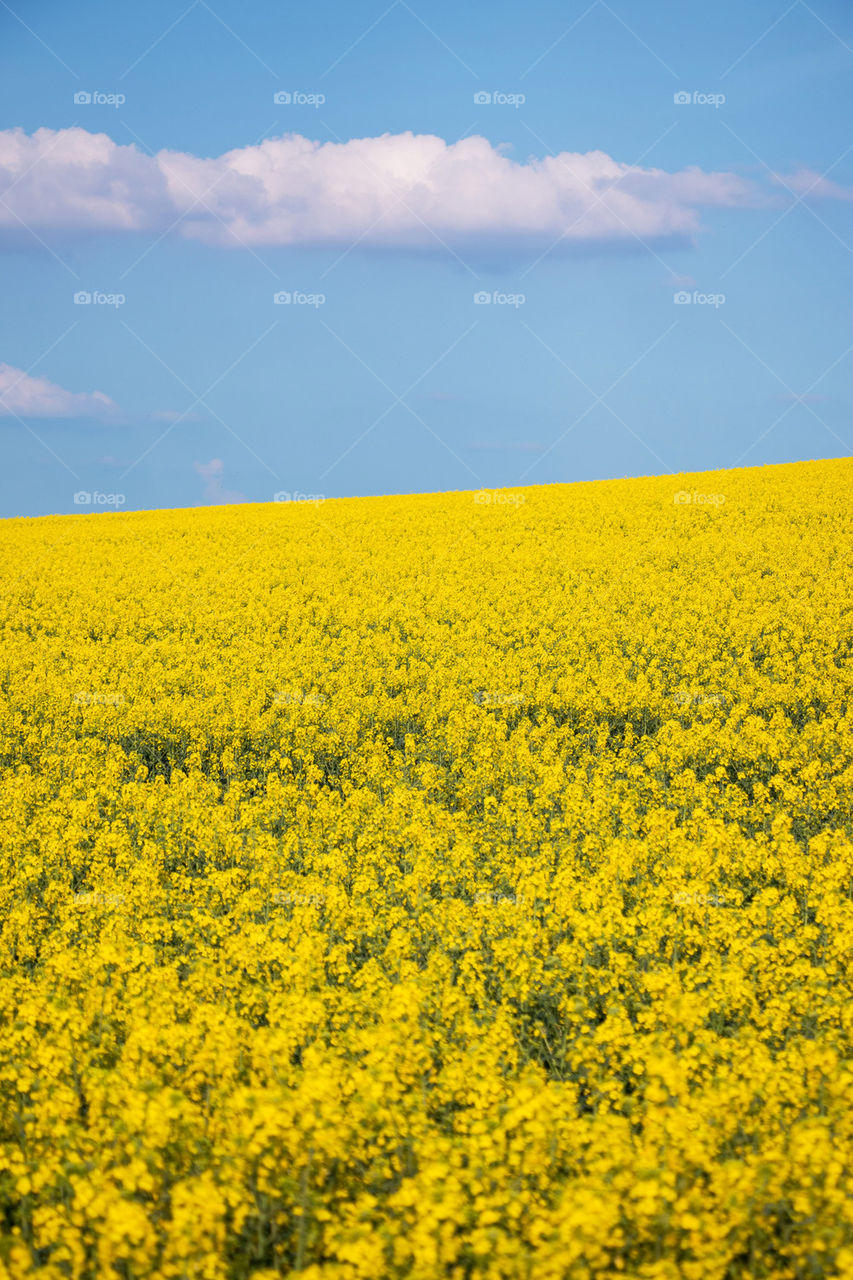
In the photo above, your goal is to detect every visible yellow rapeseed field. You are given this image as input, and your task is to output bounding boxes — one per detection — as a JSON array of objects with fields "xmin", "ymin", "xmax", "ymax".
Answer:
[{"xmin": 2, "ymin": 457, "xmax": 853, "ymax": 1280}]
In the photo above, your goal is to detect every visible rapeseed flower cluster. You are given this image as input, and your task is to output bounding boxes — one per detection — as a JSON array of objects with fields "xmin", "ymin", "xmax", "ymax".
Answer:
[{"xmin": 1, "ymin": 457, "xmax": 852, "ymax": 1278}]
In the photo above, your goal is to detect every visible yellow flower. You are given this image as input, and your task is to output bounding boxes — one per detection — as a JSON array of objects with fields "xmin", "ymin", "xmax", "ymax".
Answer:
[{"xmin": 1, "ymin": 457, "xmax": 851, "ymax": 1277}]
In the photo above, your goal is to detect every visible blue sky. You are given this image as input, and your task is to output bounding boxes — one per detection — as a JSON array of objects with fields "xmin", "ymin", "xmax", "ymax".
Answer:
[{"xmin": 0, "ymin": 0, "xmax": 851, "ymax": 516}]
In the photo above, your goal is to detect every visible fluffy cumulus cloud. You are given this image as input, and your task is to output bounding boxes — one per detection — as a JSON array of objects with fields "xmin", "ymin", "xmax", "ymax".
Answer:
[
  {"xmin": 0, "ymin": 362, "xmax": 118, "ymax": 418},
  {"xmin": 0, "ymin": 128, "xmax": 170, "ymax": 236},
  {"xmin": 0, "ymin": 126, "xmax": 770, "ymax": 253}
]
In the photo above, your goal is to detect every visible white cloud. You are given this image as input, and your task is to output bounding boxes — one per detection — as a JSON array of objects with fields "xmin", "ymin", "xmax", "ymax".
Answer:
[
  {"xmin": 775, "ymin": 167, "xmax": 853, "ymax": 202},
  {"xmin": 0, "ymin": 126, "xmax": 767, "ymax": 253},
  {"xmin": 0, "ymin": 362, "xmax": 118, "ymax": 418},
  {"xmin": 194, "ymin": 457, "xmax": 244, "ymax": 505},
  {"xmin": 0, "ymin": 127, "xmax": 170, "ymax": 236}
]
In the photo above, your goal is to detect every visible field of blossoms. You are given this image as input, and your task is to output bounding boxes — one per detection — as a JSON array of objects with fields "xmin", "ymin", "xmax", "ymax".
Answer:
[{"xmin": 2, "ymin": 456, "xmax": 853, "ymax": 1280}]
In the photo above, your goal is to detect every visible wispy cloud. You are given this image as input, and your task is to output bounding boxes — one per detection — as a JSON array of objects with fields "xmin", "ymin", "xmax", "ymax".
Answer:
[
  {"xmin": 193, "ymin": 457, "xmax": 244, "ymax": 504},
  {"xmin": 0, "ymin": 361, "xmax": 118, "ymax": 419},
  {"xmin": 774, "ymin": 167, "xmax": 853, "ymax": 202}
]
